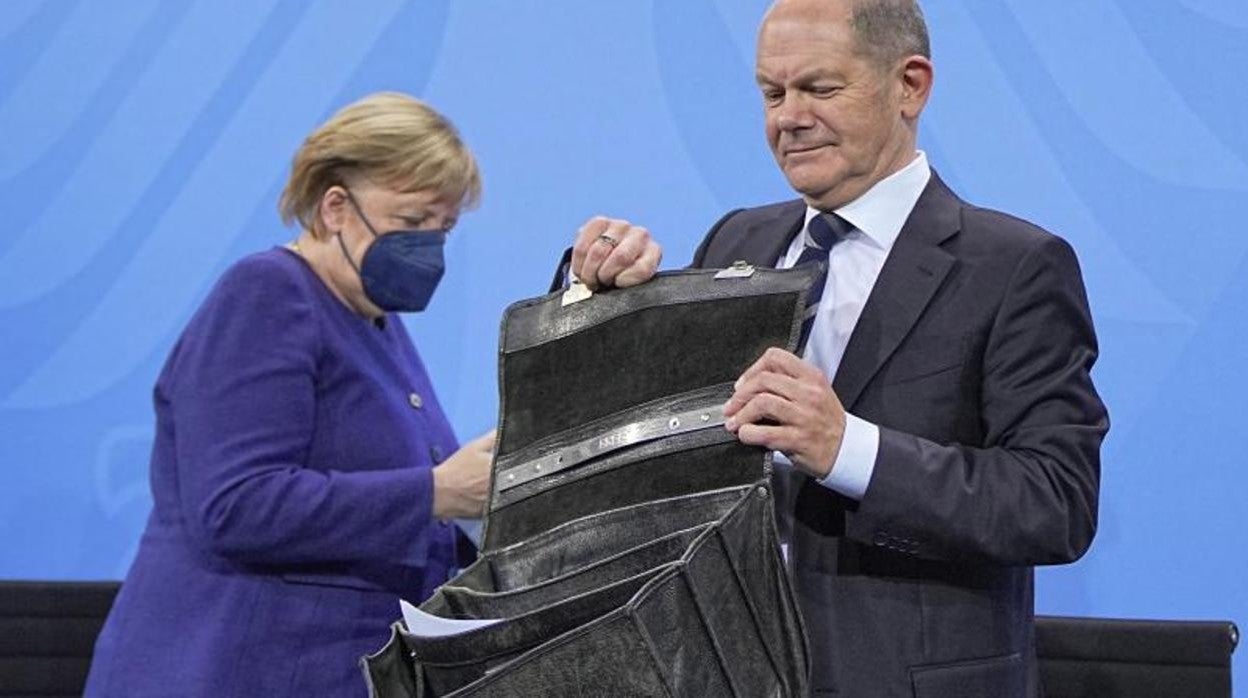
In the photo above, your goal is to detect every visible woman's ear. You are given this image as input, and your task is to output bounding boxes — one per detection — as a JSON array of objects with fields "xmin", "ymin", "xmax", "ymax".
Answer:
[{"xmin": 315, "ymin": 185, "xmax": 351, "ymax": 238}]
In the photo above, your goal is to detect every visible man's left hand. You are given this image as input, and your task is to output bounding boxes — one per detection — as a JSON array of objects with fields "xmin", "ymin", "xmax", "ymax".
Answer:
[{"xmin": 724, "ymin": 347, "xmax": 846, "ymax": 480}]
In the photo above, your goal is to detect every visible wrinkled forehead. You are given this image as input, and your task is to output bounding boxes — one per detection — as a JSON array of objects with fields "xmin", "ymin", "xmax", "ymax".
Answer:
[
  {"xmin": 762, "ymin": 0, "xmax": 854, "ymax": 23},
  {"xmin": 757, "ymin": 5, "xmax": 858, "ymax": 63},
  {"xmin": 755, "ymin": 14, "xmax": 864, "ymax": 80}
]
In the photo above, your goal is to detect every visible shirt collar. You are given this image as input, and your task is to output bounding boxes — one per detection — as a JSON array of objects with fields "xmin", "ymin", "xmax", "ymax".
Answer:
[{"xmin": 803, "ymin": 150, "xmax": 931, "ymax": 252}]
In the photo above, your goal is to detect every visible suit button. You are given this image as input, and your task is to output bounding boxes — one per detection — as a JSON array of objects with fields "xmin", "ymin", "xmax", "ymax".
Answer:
[
  {"xmin": 408, "ymin": 392, "xmax": 423, "ymax": 409},
  {"xmin": 873, "ymin": 532, "xmax": 888, "ymax": 547},
  {"xmin": 430, "ymin": 445, "xmax": 444, "ymax": 463}
]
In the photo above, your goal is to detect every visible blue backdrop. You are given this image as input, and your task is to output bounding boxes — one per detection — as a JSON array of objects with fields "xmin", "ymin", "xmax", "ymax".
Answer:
[{"xmin": 2, "ymin": 0, "xmax": 1245, "ymax": 681}]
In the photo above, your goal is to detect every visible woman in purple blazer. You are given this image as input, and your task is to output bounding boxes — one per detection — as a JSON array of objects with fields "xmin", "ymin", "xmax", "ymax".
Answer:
[{"xmin": 84, "ymin": 92, "xmax": 494, "ymax": 696}]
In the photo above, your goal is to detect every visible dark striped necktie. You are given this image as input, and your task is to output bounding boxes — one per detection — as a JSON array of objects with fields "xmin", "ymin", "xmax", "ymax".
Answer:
[{"xmin": 795, "ymin": 212, "xmax": 853, "ymax": 349}]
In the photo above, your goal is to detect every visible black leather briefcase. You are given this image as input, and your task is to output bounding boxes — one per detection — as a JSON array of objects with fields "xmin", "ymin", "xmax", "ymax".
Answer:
[{"xmin": 363, "ymin": 264, "xmax": 818, "ymax": 697}]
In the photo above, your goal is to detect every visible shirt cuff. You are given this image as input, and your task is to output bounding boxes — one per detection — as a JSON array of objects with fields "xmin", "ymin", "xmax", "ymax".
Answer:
[{"xmin": 817, "ymin": 412, "xmax": 879, "ymax": 500}]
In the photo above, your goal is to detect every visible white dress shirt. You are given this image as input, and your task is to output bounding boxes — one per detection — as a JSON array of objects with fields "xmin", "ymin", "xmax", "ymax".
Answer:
[{"xmin": 772, "ymin": 152, "xmax": 931, "ymax": 500}]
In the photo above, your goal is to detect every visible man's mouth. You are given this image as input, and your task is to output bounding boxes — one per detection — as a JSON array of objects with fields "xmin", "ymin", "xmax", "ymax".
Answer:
[{"xmin": 784, "ymin": 143, "xmax": 830, "ymax": 156}]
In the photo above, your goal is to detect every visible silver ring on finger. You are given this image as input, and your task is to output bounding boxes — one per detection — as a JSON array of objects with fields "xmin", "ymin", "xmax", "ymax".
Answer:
[{"xmin": 597, "ymin": 233, "xmax": 619, "ymax": 248}]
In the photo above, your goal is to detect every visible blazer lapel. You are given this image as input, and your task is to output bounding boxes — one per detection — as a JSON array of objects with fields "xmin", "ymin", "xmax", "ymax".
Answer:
[
  {"xmin": 833, "ymin": 174, "xmax": 962, "ymax": 409},
  {"xmin": 713, "ymin": 201, "xmax": 805, "ymax": 268}
]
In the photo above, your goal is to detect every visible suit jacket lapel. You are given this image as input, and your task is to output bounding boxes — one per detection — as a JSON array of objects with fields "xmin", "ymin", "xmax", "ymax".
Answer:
[
  {"xmin": 833, "ymin": 173, "xmax": 962, "ymax": 409},
  {"xmin": 715, "ymin": 201, "xmax": 805, "ymax": 268}
]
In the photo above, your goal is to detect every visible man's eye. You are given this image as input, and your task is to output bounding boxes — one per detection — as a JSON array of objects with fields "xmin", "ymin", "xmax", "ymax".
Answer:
[
  {"xmin": 762, "ymin": 90, "xmax": 784, "ymax": 104},
  {"xmin": 810, "ymin": 85, "xmax": 840, "ymax": 97}
]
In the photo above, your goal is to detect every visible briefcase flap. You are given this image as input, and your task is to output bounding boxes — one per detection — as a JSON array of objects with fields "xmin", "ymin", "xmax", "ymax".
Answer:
[{"xmin": 481, "ymin": 264, "xmax": 819, "ymax": 550}]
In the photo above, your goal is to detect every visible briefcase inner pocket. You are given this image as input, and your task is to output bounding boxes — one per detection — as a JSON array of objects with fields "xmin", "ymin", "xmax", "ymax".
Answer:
[
  {"xmin": 407, "ymin": 565, "xmax": 679, "ymax": 695},
  {"xmin": 402, "ymin": 483, "xmax": 771, "ymax": 696},
  {"xmin": 447, "ymin": 523, "xmax": 709, "ymax": 601},
  {"xmin": 479, "ymin": 485, "xmax": 751, "ymax": 589}
]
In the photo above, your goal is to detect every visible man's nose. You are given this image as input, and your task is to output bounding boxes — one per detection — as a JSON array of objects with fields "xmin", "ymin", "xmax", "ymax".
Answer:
[{"xmin": 773, "ymin": 95, "xmax": 812, "ymax": 131}]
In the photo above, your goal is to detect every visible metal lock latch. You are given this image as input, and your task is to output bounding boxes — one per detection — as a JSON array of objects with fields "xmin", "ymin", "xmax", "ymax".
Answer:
[
  {"xmin": 714, "ymin": 260, "xmax": 756, "ymax": 279},
  {"xmin": 561, "ymin": 274, "xmax": 594, "ymax": 306}
]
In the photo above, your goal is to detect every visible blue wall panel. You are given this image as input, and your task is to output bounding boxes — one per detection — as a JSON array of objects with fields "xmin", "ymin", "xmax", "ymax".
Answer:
[{"xmin": 2, "ymin": 0, "xmax": 1244, "ymax": 680}]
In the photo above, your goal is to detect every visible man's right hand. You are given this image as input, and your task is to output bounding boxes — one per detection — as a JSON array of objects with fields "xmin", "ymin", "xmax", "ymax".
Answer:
[
  {"xmin": 571, "ymin": 216, "xmax": 662, "ymax": 290},
  {"xmin": 431, "ymin": 430, "xmax": 496, "ymax": 520}
]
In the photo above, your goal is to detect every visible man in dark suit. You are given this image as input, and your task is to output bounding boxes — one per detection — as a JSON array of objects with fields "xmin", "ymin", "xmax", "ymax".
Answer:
[{"xmin": 569, "ymin": 0, "xmax": 1107, "ymax": 695}]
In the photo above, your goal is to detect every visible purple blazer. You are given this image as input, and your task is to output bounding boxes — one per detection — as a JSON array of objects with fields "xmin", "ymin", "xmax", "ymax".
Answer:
[{"xmin": 85, "ymin": 248, "xmax": 464, "ymax": 696}]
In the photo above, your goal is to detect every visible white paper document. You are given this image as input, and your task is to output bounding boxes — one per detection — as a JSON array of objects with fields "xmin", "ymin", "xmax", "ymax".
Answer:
[{"xmin": 400, "ymin": 599, "xmax": 501, "ymax": 638}]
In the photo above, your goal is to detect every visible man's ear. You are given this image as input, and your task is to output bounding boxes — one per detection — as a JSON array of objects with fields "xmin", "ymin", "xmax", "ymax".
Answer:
[{"xmin": 899, "ymin": 55, "xmax": 934, "ymax": 121}]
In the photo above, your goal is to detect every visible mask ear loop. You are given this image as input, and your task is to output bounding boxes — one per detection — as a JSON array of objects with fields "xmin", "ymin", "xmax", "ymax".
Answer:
[
  {"xmin": 336, "ymin": 189, "xmax": 380, "ymax": 275},
  {"xmin": 335, "ymin": 230, "xmax": 362, "ymax": 276}
]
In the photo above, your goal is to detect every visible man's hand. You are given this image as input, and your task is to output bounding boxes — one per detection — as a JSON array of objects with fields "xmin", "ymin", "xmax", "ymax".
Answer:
[
  {"xmin": 571, "ymin": 216, "xmax": 662, "ymax": 290},
  {"xmin": 724, "ymin": 348, "xmax": 846, "ymax": 480}
]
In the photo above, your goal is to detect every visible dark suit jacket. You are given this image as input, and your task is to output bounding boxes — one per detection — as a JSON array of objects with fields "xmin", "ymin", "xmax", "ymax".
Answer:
[{"xmin": 692, "ymin": 174, "xmax": 1107, "ymax": 698}]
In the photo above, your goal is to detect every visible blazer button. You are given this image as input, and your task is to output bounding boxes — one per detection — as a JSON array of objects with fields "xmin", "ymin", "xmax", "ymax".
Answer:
[
  {"xmin": 408, "ymin": 392, "xmax": 423, "ymax": 409},
  {"xmin": 429, "ymin": 445, "xmax": 444, "ymax": 464},
  {"xmin": 873, "ymin": 532, "xmax": 888, "ymax": 547}
]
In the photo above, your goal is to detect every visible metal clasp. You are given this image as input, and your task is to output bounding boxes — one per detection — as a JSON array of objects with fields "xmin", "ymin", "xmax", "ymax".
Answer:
[
  {"xmin": 561, "ymin": 274, "xmax": 593, "ymax": 306},
  {"xmin": 714, "ymin": 260, "xmax": 755, "ymax": 279}
]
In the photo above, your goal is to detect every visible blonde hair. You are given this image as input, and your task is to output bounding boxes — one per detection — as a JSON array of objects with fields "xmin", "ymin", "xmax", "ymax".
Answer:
[{"xmin": 279, "ymin": 92, "xmax": 481, "ymax": 233}]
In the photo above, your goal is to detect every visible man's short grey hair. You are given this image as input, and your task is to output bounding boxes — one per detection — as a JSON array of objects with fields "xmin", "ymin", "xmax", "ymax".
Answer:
[{"xmin": 849, "ymin": 0, "xmax": 931, "ymax": 67}]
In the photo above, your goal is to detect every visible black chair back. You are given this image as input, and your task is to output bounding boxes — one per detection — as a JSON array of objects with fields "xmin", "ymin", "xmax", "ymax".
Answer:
[
  {"xmin": 0, "ymin": 581, "xmax": 120, "ymax": 698},
  {"xmin": 1036, "ymin": 615, "xmax": 1238, "ymax": 698}
]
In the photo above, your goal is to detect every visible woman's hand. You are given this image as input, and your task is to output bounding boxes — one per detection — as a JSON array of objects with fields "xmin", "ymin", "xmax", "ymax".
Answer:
[{"xmin": 432, "ymin": 430, "xmax": 496, "ymax": 520}]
